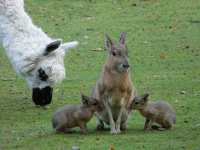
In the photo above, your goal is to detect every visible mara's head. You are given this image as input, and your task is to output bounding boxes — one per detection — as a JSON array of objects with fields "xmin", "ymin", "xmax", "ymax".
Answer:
[
  {"xmin": 81, "ymin": 94, "xmax": 103, "ymax": 112},
  {"xmin": 131, "ymin": 93, "xmax": 149, "ymax": 110},
  {"xmin": 105, "ymin": 32, "xmax": 130, "ymax": 74},
  {"xmin": 23, "ymin": 40, "xmax": 78, "ymax": 106}
]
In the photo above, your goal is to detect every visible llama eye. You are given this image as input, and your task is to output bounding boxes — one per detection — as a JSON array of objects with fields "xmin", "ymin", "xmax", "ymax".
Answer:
[{"xmin": 38, "ymin": 68, "xmax": 48, "ymax": 81}]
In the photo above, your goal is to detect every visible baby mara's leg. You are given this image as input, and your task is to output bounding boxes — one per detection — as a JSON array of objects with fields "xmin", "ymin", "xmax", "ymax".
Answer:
[
  {"xmin": 144, "ymin": 118, "xmax": 150, "ymax": 130},
  {"xmin": 144, "ymin": 119, "xmax": 156, "ymax": 131},
  {"xmin": 55, "ymin": 125, "xmax": 72, "ymax": 134},
  {"xmin": 79, "ymin": 122, "xmax": 87, "ymax": 134}
]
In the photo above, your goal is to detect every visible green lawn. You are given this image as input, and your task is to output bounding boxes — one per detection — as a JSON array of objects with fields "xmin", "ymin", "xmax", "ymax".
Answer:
[{"xmin": 0, "ymin": 0, "xmax": 200, "ymax": 149}]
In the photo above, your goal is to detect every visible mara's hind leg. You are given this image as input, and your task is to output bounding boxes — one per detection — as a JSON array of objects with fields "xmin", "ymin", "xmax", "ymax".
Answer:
[
  {"xmin": 162, "ymin": 120, "xmax": 173, "ymax": 130},
  {"xmin": 120, "ymin": 121, "xmax": 127, "ymax": 131},
  {"xmin": 162, "ymin": 114, "xmax": 176, "ymax": 130},
  {"xmin": 161, "ymin": 115, "xmax": 175, "ymax": 130},
  {"xmin": 55, "ymin": 125, "xmax": 68, "ymax": 134}
]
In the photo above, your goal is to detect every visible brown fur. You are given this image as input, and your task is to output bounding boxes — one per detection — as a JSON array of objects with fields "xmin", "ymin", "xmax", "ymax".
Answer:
[
  {"xmin": 52, "ymin": 94, "xmax": 102, "ymax": 134},
  {"xmin": 92, "ymin": 33, "xmax": 136, "ymax": 134},
  {"xmin": 131, "ymin": 93, "xmax": 176, "ymax": 130}
]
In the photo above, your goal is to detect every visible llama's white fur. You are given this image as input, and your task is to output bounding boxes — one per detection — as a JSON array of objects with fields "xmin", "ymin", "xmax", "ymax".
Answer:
[{"xmin": 0, "ymin": 0, "xmax": 78, "ymax": 89}]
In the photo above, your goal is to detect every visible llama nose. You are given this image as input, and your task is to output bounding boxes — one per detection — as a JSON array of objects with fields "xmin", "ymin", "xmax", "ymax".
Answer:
[
  {"xmin": 123, "ymin": 64, "xmax": 130, "ymax": 68},
  {"xmin": 32, "ymin": 86, "xmax": 53, "ymax": 106}
]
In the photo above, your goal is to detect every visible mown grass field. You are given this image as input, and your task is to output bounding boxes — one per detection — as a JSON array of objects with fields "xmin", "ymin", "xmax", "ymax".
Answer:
[{"xmin": 0, "ymin": 0, "xmax": 200, "ymax": 149}]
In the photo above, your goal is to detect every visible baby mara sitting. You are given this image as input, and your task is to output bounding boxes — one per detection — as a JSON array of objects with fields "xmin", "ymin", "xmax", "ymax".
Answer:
[
  {"xmin": 130, "ymin": 93, "xmax": 176, "ymax": 131},
  {"xmin": 52, "ymin": 94, "xmax": 103, "ymax": 134}
]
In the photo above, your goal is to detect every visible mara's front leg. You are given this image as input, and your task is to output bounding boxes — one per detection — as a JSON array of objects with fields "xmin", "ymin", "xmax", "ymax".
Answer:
[
  {"xmin": 104, "ymin": 98, "xmax": 116, "ymax": 134},
  {"xmin": 79, "ymin": 122, "xmax": 87, "ymax": 134},
  {"xmin": 144, "ymin": 118, "xmax": 150, "ymax": 130},
  {"xmin": 116, "ymin": 99, "xmax": 126, "ymax": 133},
  {"xmin": 120, "ymin": 111, "xmax": 129, "ymax": 131}
]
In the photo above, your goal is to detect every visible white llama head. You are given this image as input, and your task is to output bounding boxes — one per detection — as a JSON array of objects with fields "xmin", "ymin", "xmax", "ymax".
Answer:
[{"xmin": 22, "ymin": 40, "xmax": 78, "ymax": 106}]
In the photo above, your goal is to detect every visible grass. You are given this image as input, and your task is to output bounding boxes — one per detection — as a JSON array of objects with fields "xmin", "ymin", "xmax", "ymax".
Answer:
[{"xmin": 0, "ymin": 0, "xmax": 200, "ymax": 149}]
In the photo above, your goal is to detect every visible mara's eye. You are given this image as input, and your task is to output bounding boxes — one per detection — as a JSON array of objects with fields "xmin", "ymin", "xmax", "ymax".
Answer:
[
  {"xmin": 135, "ymin": 102, "xmax": 139, "ymax": 105},
  {"xmin": 93, "ymin": 102, "xmax": 98, "ymax": 105},
  {"xmin": 38, "ymin": 68, "xmax": 48, "ymax": 81}
]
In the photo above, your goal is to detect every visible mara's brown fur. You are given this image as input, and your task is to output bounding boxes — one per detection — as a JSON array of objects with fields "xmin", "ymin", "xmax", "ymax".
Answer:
[
  {"xmin": 92, "ymin": 33, "xmax": 136, "ymax": 134},
  {"xmin": 52, "ymin": 94, "xmax": 103, "ymax": 134},
  {"xmin": 131, "ymin": 93, "xmax": 176, "ymax": 131}
]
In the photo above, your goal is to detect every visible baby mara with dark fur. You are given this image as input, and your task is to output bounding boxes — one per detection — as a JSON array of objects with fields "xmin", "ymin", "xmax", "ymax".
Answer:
[
  {"xmin": 52, "ymin": 94, "xmax": 103, "ymax": 134},
  {"xmin": 130, "ymin": 93, "xmax": 176, "ymax": 131}
]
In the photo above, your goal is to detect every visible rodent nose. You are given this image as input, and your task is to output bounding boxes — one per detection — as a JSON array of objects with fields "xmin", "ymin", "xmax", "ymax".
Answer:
[{"xmin": 123, "ymin": 64, "xmax": 130, "ymax": 68}]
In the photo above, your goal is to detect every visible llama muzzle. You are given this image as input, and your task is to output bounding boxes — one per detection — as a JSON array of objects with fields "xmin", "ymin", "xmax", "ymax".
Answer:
[{"xmin": 32, "ymin": 86, "xmax": 53, "ymax": 106}]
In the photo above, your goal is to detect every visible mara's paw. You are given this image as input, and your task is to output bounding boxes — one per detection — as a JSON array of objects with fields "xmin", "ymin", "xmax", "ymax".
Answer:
[
  {"xmin": 110, "ymin": 128, "xmax": 118, "ymax": 134},
  {"xmin": 116, "ymin": 128, "xmax": 121, "ymax": 134}
]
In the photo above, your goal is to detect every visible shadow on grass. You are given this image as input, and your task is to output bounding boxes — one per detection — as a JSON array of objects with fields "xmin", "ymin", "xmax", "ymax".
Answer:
[{"xmin": 35, "ymin": 127, "xmax": 170, "ymax": 139}]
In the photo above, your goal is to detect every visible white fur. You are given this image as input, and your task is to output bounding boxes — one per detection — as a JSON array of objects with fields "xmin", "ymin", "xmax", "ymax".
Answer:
[{"xmin": 0, "ymin": 0, "xmax": 78, "ymax": 89}]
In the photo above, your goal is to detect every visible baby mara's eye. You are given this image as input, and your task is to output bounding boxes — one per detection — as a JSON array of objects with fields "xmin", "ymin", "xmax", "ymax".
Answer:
[
  {"xmin": 93, "ymin": 102, "xmax": 98, "ymax": 106},
  {"xmin": 112, "ymin": 51, "xmax": 116, "ymax": 56},
  {"xmin": 135, "ymin": 102, "xmax": 139, "ymax": 105}
]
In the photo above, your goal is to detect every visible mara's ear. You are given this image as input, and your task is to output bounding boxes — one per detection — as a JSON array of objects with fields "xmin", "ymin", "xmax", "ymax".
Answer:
[
  {"xmin": 61, "ymin": 41, "xmax": 79, "ymax": 53},
  {"xmin": 119, "ymin": 32, "xmax": 126, "ymax": 45},
  {"xmin": 44, "ymin": 40, "xmax": 62, "ymax": 56},
  {"xmin": 81, "ymin": 94, "xmax": 90, "ymax": 105},
  {"xmin": 105, "ymin": 34, "xmax": 114, "ymax": 51},
  {"xmin": 143, "ymin": 93, "xmax": 149, "ymax": 102}
]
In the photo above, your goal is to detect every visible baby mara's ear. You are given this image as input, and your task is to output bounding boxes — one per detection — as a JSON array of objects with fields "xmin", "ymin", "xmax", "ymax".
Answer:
[
  {"xmin": 142, "ymin": 93, "xmax": 149, "ymax": 103},
  {"xmin": 87, "ymin": 97, "xmax": 99, "ymax": 106},
  {"xmin": 81, "ymin": 94, "xmax": 90, "ymax": 105}
]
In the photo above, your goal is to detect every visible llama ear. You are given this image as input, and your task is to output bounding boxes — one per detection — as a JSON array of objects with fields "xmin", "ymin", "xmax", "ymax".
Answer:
[
  {"xmin": 105, "ymin": 34, "xmax": 114, "ymax": 51},
  {"xmin": 119, "ymin": 32, "xmax": 126, "ymax": 45},
  {"xmin": 44, "ymin": 40, "xmax": 62, "ymax": 56},
  {"xmin": 61, "ymin": 41, "xmax": 79, "ymax": 53}
]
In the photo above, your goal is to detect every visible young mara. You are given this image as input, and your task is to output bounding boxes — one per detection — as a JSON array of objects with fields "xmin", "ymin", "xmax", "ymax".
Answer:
[
  {"xmin": 131, "ymin": 93, "xmax": 176, "ymax": 130},
  {"xmin": 52, "ymin": 94, "xmax": 103, "ymax": 134}
]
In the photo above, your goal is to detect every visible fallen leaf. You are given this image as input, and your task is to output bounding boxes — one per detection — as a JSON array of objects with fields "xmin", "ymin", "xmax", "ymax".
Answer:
[
  {"xmin": 160, "ymin": 53, "xmax": 166, "ymax": 59},
  {"xmin": 110, "ymin": 145, "xmax": 115, "ymax": 150},
  {"xmin": 180, "ymin": 91, "xmax": 186, "ymax": 94}
]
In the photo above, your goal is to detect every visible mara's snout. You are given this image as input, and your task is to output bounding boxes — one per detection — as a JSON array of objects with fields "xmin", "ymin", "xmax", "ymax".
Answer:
[
  {"xmin": 119, "ymin": 61, "xmax": 130, "ymax": 72},
  {"xmin": 32, "ymin": 86, "xmax": 53, "ymax": 106},
  {"xmin": 122, "ymin": 64, "xmax": 130, "ymax": 69}
]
